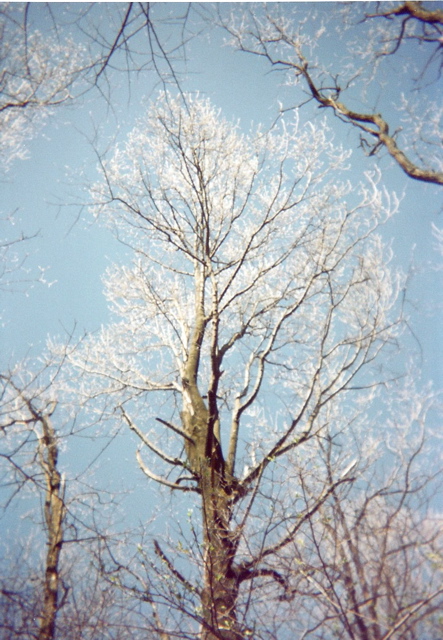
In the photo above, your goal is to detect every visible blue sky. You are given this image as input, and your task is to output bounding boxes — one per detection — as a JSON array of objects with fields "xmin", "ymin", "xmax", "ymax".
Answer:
[
  {"xmin": 1, "ymin": 3, "xmax": 442, "ymax": 539},
  {"xmin": 1, "ymin": 3, "xmax": 441, "ymax": 390}
]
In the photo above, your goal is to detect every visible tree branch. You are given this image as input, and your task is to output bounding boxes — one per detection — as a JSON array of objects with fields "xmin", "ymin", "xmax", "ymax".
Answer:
[
  {"xmin": 295, "ymin": 58, "xmax": 443, "ymax": 186},
  {"xmin": 366, "ymin": 2, "xmax": 443, "ymax": 26},
  {"xmin": 154, "ymin": 539, "xmax": 201, "ymax": 596},
  {"xmin": 136, "ymin": 451, "xmax": 198, "ymax": 492}
]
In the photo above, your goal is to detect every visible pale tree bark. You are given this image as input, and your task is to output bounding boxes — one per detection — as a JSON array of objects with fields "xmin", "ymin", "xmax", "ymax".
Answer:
[
  {"xmin": 36, "ymin": 408, "xmax": 65, "ymax": 640},
  {"xmin": 0, "ymin": 376, "xmax": 65, "ymax": 640}
]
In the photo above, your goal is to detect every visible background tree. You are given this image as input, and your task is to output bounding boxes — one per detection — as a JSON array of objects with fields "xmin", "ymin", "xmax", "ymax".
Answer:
[
  {"xmin": 288, "ymin": 389, "xmax": 443, "ymax": 640},
  {"xmin": 56, "ymin": 91, "xmax": 417, "ymax": 639},
  {"xmin": 0, "ymin": 2, "xmax": 194, "ymax": 333},
  {"xmin": 0, "ymin": 2, "xmax": 192, "ymax": 172},
  {"xmin": 0, "ymin": 5, "xmax": 190, "ymax": 637},
  {"xmin": 0, "ymin": 351, "xmax": 135, "ymax": 640},
  {"xmin": 221, "ymin": 1, "xmax": 443, "ymax": 186},
  {"xmin": 0, "ymin": 2, "xmax": 84, "ymax": 170}
]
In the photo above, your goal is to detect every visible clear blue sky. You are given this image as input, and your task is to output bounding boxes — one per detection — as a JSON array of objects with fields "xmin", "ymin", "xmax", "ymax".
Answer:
[
  {"xmin": 1, "ymin": 3, "xmax": 442, "ymax": 531},
  {"xmin": 1, "ymin": 3, "xmax": 441, "ymax": 388}
]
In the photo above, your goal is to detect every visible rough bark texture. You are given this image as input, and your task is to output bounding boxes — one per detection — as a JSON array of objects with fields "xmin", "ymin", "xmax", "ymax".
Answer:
[
  {"xmin": 180, "ymin": 265, "xmax": 242, "ymax": 639},
  {"xmin": 182, "ymin": 398, "xmax": 241, "ymax": 640},
  {"xmin": 37, "ymin": 414, "xmax": 65, "ymax": 640}
]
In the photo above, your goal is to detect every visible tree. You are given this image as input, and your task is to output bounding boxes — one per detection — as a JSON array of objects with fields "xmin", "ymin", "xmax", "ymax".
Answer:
[
  {"xmin": 308, "ymin": 496, "xmax": 443, "ymax": 640},
  {"xmin": 58, "ymin": 91, "xmax": 415, "ymax": 639},
  {"xmin": 1, "ymin": 5, "xmax": 438, "ymax": 640},
  {"xmin": 221, "ymin": 2, "xmax": 443, "ymax": 186},
  {"xmin": 0, "ymin": 2, "xmax": 192, "ymax": 171},
  {"xmin": 0, "ymin": 366, "xmax": 66, "ymax": 640},
  {"xmin": 0, "ymin": 352, "xmax": 134, "ymax": 640},
  {"xmin": 0, "ymin": 5, "xmax": 194, "ymax": 637},
  {"xmin": 288, "ymin": 389, "xmax": 443, "ymax": 640},
  {"xmin": 0, "ymin": 3, "xmax": 84, "ymax": 170},
  {"xmin": 0, "ymin": 1, "xmax": 193, "ymax": 336}
]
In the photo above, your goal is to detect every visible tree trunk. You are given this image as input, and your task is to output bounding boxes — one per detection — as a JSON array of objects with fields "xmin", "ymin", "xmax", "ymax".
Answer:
[
  {"xmin": 199, "ymin": 464, "xmax": 241, "ymax": 640},
  {"xmin": 181, "ymin": 380, "xmax": 242, "ymax": 639},
  {"xmin": 37, "ymin": 416, "xmax": 65, "ymax": 640}
]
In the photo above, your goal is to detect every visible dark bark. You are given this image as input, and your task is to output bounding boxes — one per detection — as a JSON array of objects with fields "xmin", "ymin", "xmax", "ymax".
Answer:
[
  {"xmin": 181, "ymin": 380, "xmax": 242, "ymax": 639},
  {"xmin": 181, "ymin": 283, "xmax": 243, "ymax": 638},
  {"xmin": 290, "ymin": 57, "xmax": 443, "ymax": 186}
]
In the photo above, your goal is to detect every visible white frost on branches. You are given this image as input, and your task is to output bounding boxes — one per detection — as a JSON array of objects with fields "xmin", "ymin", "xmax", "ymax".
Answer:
[
  {"xmin": 65, "ymin": 93, "xmax": 401, "ymax": 463},
  {"xmin": 0, "ymin": 3, "xmax": 85, "ymax": 171}
]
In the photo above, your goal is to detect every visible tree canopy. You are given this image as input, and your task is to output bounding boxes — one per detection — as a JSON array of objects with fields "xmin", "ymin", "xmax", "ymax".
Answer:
[{"xmin": 1, "ymin": 4, "xmax": 442, "ymax": 640}]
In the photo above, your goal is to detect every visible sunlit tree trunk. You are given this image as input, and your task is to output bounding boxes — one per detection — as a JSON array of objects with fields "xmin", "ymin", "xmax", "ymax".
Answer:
[
  {"xmin": 199, "ymin": 469, "xmax": 239, "ymax": 640},
  {"xmin": 180, "ymin": 263, "xmax": 241, "ymax": 639},
  {"xmin": 37, "ymin": 413, "xmax": 65, "ymax": 640}
]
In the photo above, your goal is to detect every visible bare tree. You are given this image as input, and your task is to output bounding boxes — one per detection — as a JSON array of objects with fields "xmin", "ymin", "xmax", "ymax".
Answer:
[
  {"xmin": 0, "ymin": 534, "xmax": 150, "ymax": 640},
  {"xmin": 0, "ymin": 2, "xmax": 193, "ymax": 171},
  {"xmin": 0, "ymin": 367, "xmax": 67, "ymax": 640},
  {"xmin": 308, "ymin": 497, "xmax": 443, "ymax": 640},
  {"xmin": 0, "ymin": 543, "xmax": 42, "ymax": 640},
  {"xmin": 0, "ymin": 3, "xmax": 84, "ymax": 170},
  {"xmin": 286, "ymin": 390, "xmax": 443, "ymax": 640},
  {"xmin": 221, "ymin": 2, "xmax": 443, "ymax": 186},
  {"xmin": 0, "ymin": 350, "xmax": 132, "ymax": 640},
  {"xmin": 56, "ymin": 91, "xmax": 411, "ymax": 639}
]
